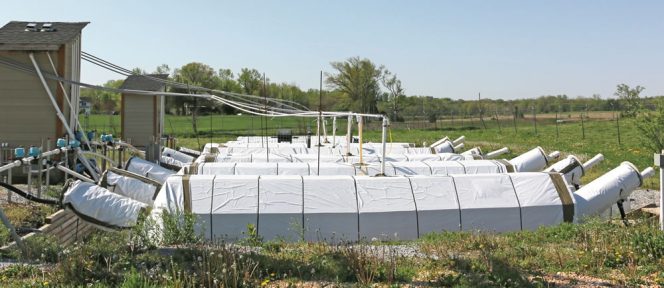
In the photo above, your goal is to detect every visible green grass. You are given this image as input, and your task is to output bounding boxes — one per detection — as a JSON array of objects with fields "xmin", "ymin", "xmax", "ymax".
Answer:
[
  {"xmin": 81, "ymin": 113, "xmax": 656, "ymax": 187},
  {"xmin": 1, "ymin": 213, "xmax": 663, "ymax": 287}
]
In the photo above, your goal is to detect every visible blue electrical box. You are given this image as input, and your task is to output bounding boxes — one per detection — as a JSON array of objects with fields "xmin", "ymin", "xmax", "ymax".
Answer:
[{"xmin": 14, "ymin": 147, "xmax": 25, "ymax": 158}]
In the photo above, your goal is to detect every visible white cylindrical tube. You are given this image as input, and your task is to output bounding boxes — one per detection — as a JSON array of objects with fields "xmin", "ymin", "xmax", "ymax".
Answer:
[
  {"xmin": 574, "ymin": 162, "xmax": 649, "ymax": 221},
  {"xmin": 485, "ymin": 147, "xmax": 509, "ymax": 159},
  {"xmin": 547, "ymin": 151, "xmax": 561, "ymax": 160},
  {"xmin": 461, "ymin": 147, "xmax": 482, "ymax": 156},
  {"xmin": 453, "ymin": 143, "xmax": 465, "ymax": 153},
  {"xmin": 452, "ymin": 135, "xmax": 465, "ymax": 145},
  {"xmin": 430, "ymin": 136, "xmax": 449, "ymax": 148},
  {"xmin": 509, "ymin": 146, "xmax": 549, "ymax": 172},
  {"xmin": 582, "ymin": 154, "xmax": 604, "ymax": 171}
]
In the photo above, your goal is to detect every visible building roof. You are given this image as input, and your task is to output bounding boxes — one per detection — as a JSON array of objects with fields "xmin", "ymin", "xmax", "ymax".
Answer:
[
  {"xmin": 0, "ymin": 21, "xmax": 89, "ymax": 51},
  {"xmin": 120, "ymin": 74, "xmax": 169, "ymax": 92}
]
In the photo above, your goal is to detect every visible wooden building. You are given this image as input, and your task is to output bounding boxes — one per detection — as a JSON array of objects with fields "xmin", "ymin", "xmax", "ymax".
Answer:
[
  {"xmin": 0, "ymin": 21, "xmax": 88, "ymax": 148},
  {"xmin": 120, "ymin": 74, "xmax": 168, "ymax": 148}
]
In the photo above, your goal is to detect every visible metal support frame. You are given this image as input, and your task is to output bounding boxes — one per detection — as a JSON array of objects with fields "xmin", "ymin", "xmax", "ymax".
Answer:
[{"xmin": 654, "ymin": 152, "xmax": 664, "ymax": 231}]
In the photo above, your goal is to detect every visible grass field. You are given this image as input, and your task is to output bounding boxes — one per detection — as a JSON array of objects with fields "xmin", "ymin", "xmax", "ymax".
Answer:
[{"xmin": 81, "ymin": 111, "xmax": 656, "ymax": 188}]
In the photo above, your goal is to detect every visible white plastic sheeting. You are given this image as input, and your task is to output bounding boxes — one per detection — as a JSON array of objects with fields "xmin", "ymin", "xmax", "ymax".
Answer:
[
  {"xmin": 355, "ymin": 177, "xmax": 418, "ymax": 240},
  {"xmin": 103, "ymin": 170, "xmax": 160, "ymax": 205},
  {"xmin": 258, "ymin": 176, "xmax": 304, "ymax": 241},
  {"xmin": 573, "ymin": 162, "xmax": 644, "ymax": 221},
  {"xmin": 303, "ymin": 176, "xmax": 359, "ymax": 242},
  {"xmin": 409, "ymin": 176, "xmax": 461, "ymax": 233},
  {"xmin": 63, "ymin": 180, "xmax": 147, "ymax": 229},
  {"xmin": 211, "ymin": 175, "xmax": 259, "ymax": 240},
  {"xmin": 162, "ymin": 147, "xmax": 195, "ymax": 164},
  {"xmin": 454, "ymin": 174, "xmax": 522, "ymax": 232},
  {"xmin": 125, "ymin": 157, "xmax": 175, "ymax": 184},
  {"xmin": 194, "ymin": 162, "xmax": 357, "ymax": 176},
  {"xmin": 510, "ymin": 147, "xmax": 554, "ymax": 172},
  {"xmin": 146, "ymin": 162, "xmax": 649, "ymax": 242}
]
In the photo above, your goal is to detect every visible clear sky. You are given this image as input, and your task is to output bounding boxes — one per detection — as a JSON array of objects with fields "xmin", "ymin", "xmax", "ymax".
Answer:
[{"xmin": 2, "ymin": 0, "xmax": 663, "ymax": 100}]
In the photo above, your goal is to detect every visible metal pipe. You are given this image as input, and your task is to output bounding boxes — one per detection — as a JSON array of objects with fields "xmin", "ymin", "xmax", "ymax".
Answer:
[
  {"xmin": 332, "ymin": 116, "xmax": 337, "ymax": 148},
  {"xmin": 29, "ymin": 53, "xmax": 99, "ymax": 182},
  {"xmin": 358, "ymin": 116, "xmax": 364, "ymax": 165},
  {"xmin": 0, "ymin": 207, "xmax": 27, "ymax": 257},
  {"xmin": 55, "ymin": 164, "xmax": 95, "ymax": 183},
  {"xmin": 380, "ymin": 117, "xmax": 389, "ymax": 176},
  {"xmin": 346, "ymin": 113, "xmax": 352, "ymax": 157}
]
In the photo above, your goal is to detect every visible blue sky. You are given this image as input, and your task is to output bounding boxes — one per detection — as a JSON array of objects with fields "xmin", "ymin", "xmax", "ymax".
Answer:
[{"xmin": 3, "ymin": 0, "xmax": 663, "ymax": 100}]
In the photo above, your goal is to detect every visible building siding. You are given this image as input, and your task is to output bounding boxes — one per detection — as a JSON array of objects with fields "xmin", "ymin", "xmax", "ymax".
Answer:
[{"xmin": 0, "ymin": 50, "xmax": 68, "ymax": 148}]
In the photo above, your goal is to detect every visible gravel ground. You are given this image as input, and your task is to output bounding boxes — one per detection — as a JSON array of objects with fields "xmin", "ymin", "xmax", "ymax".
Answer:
[{"xmin": 628, "ymin": 189, "xmax": 660, "ymax": 210}]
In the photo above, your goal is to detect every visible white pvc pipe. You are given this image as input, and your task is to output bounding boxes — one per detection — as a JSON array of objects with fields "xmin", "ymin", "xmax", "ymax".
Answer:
[
  {"xmin": 574, "ymin": 162, "xmax": 652, "ymax": 220},
  {"xmin": 485, "ymin": 147, "xmax": 509, "ymax": 159},
  {"xmin": 453, "ymin": 143, "xmax": 465, "ymax": 152},
  {"xmin": 582, "ymin": 154, "xmax": 604, "ymax": 171},
  {"xmin": 452, "ymin": 136, "xmax": 465, "ymax": 145},
  {"xmin": 641, "ymin": 167, "xmax": 655, "ymax": 178},
  {"xmin": 55, "ymin": 165, "xmax": 95, "ymax": 183},
  {"xmin": 547, "ymin": 151, "xmax": 561, "ymax": 160},
  {"xmin": 430, "ymin": 136, "xmax": 449, "ymax": 148}
]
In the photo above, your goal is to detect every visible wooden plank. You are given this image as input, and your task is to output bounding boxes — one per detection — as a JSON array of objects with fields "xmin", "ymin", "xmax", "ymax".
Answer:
[{"xmin": 45, "ymin": 210, "xmax": 70, "ymax": 224}]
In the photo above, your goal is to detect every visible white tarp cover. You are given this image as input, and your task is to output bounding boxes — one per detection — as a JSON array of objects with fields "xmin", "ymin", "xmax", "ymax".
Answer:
[
  {"xmin": 199, "ymin": 163, "xmax": 236, "ymax": 175},
  {"xmin": 162, "ymin": 147, "xmax": 195, "ymax": 164},
  {"xmin": 354, "ymin": 177, "xmax": 418, "ymax": 240},
  {"xmin": 105, "ymin": 170, "xmax": 159, "ymax": 205},
  {"xmin": 160, "ymin": 156, "xmax": 186, "ymax": 168},
  {"xmin": 460, "ymin": 160, "xmax": 506, "ymax": 174},
  {"xmin": 454, "ymin": 174, "xmax": 521, "ymax": 232},
  {"xmin": 251, "ymin": 153, "xmax": 292, "ymax": 163},
  {"xmin": 392, "ymin": 162, "xmax": 432, "ymax": 176},
  {"xmin": 407, "ymin": 147, "xmax": 435, "ymax": 155},
  {"xmin": 189, "ymin": 175, "xmax": 216, "ymax": 239},
  {"xmin": 211, "ymin": 175, "xmax": 259, "ymax": 240},
  {"xmin": 293, "ymin": 154, "xmax": 345, "ymax": 163},
  {"xmin": 303, "ymin": 176, "xmax": 358, "ymax": 242},
  {"xmin": 126, "ymin": 157, "xmax": 175, "ymax": 184},
  {"xmin": 510, "ymin": 147, "xmax": 548, "ymax": 172},
  {"xmin": 409, "ymin": 176, "xmax": 461, "ymax": 233},
  {"xmin": 63, "ymin": 180, "xmax": 147, "ymax": 229},
  {"xmin": 278, "ymin": 163, "xmax": 311, "ymax": 175},
  {"xmin": 258, "ymin": 176, "xmax": 303, "ymax": 241},
  {"xmin": 235, "ymin": 163, "xmax": 278, "ymax": 175},
  {"xmin": 427, "ymin": 161, "xmax": 466, "ymax": 175},
  {"xmin": 438, "ymin": 153, "xmax": 474, "ymax": 161},
  {"xmin": 545, "ymin": 156, "xmax": 584, "ymax": 187},
  {"xmin": 406, "ymin": 154, "xmax": 442, "ymax": 162},
  {"xmin": 354, "ymin": 164, "xmax": 388, "ymax": 177},
  {"xmin": 510, "ymin": 173, "xmax": 567, "ymax": 230},
  {"xmin": 433, "ymin": 142, "xmax": 455, "ymax": 154},
  {"xmin": 574, "ymin": 162, "xmax": 642, "ymax": 220},
  {"xmin": 147, "ymin": 168, "xmax": 649, "ymax": 242},
  {"xmin": 310, "ymin": 163, "xmax": 356, "ymax": 176}
]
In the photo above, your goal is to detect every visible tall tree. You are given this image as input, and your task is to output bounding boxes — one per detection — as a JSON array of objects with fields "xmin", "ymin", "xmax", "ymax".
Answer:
[
  {"xmin": 381, "ymin": 70, "xmax": 404, "ymax": 121},
  {"xmin": 325, "ymin": 57, "xmax": 384, "ymax": 114},
  {"xmin": 615, "ymin": 84, "xmax": 644, "ymax": 117},
  {"xmin": 238, "ymin": 68, "xmax": 262, "ymax": 95},
  {"xmin": 173, "ymin": 62, "xmax": 218, "ymax": 135}
]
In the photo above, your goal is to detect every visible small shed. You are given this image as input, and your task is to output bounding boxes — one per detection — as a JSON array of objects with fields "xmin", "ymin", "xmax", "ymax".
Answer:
[
  {"xmin": 119, "ymin": 74, "xmax": 168, "ymax": 148},
  {"xmin": 0, "ymin": 21, "xmax": 88, "ymax": 148}
]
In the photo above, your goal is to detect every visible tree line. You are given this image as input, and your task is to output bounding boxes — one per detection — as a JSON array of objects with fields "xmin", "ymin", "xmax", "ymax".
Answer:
[{"xmin": 80, "ymin": 57, "xmax": 660, "ymax": 123}]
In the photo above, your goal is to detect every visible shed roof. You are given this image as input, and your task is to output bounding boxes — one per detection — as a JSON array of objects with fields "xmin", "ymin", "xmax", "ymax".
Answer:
[
  {"xmin": 0, "ymin": 21, "xmax": 88, "ymax": 51},
  {"xmin": 120, "ymin": 74, "xmax": 169, "ymax": 91}
]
